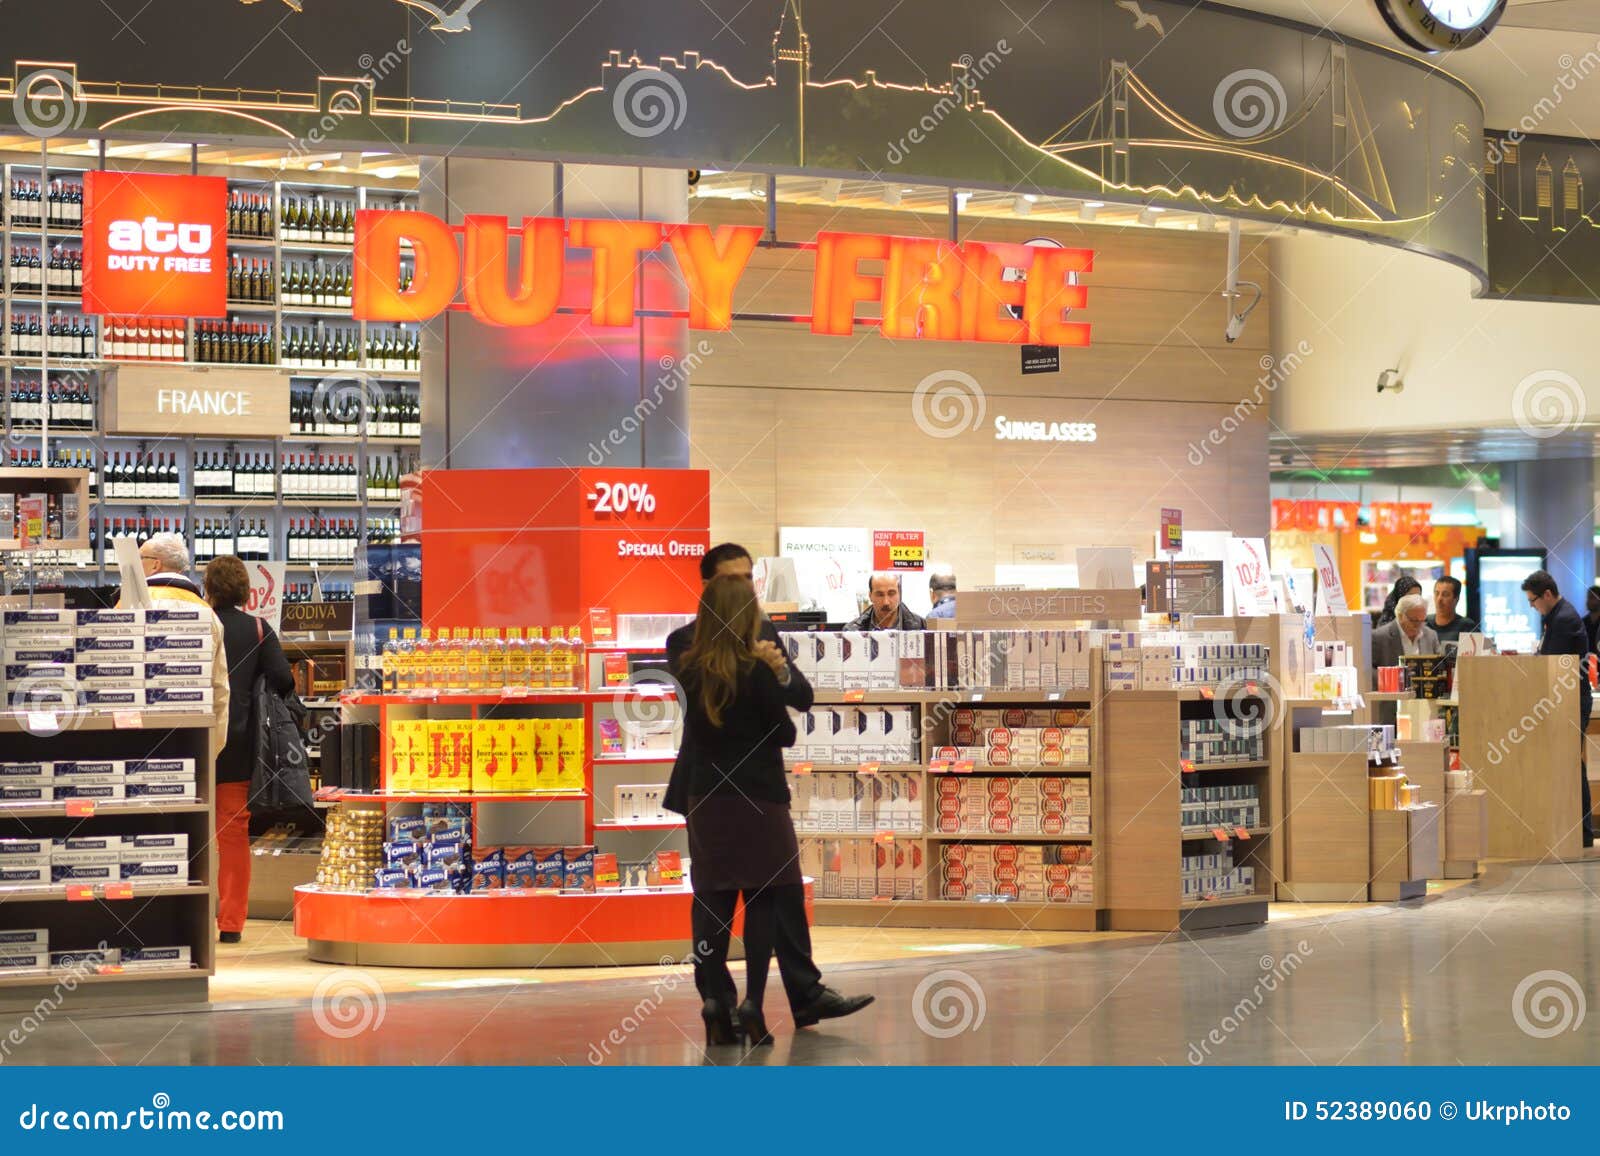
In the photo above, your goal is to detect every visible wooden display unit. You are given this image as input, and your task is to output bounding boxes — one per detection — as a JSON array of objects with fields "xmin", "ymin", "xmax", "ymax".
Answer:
[
  {"xmin": 1458, "ymin": 654, "xmax": 1584, "ymax": 862},
  {"xmin": 805, "ymin": 683, "xmax": 1103, "ymax": 932},
  {"xmin": 1280, "ymin": 703, "xmax": 1371, "ymax": 903},
  {"xmin": 0, "ymin": 466, "xmax": 90, "ymax": 550},
  {"xmin": 0, "ymin": 712, "xmax": 215, "ymax": 1013},
  {"xmin": 1369, "ymin": 806, "xmax": 1440, "ymax": 901}
]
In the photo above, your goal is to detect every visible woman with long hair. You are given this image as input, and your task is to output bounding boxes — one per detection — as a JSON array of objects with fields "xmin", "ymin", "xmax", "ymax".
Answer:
[
  {"xmin": 675, "ymin": 574, "xmax": 823, "ymax": 1047},
  {"xmin": 1377, "ymin": 575, "xmax": 1422, "ymax": 626}
]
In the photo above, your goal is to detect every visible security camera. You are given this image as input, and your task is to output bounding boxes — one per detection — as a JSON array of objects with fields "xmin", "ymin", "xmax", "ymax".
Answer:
[
  {"xmin": 1225, "ymin": 313, "xmax": 1246, "ymax": 343},
  {"xmin": 1376, "ymin": 369, "xmax": 1404, "ymax": 394}
]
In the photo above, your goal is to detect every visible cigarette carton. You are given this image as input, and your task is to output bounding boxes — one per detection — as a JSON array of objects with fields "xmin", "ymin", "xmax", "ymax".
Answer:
[
  {"xmin": 145, "ymin": 607, "xmax": 214, "ymax": 634},
  {"xmin": 73, "ymin": 635, "xmax": 144, "ymax": 656},
  {"xmin": 144, "ymin": 687, "xmax": 213, "ymax": 708},
  {"xmin": 143, "ymin": 634, "xmax": 211, "ymax": 655},
  {"xmin": 74, "ymin": 662, "xmax": 145, "ymax": 685},
  {"xmin": 839, "ymin": 631, "xmax": 869, "ymax": 690},
  {"xmin": 120, "ymin": 946, "xmax": 192, "ymax": 969},
  {"xmin": 121, "ymin": 860, "xmax": 188, "ymax": 884},
  {"xmin": 75, "ymin": 610, "xmax": 145, "ymax": 636}
]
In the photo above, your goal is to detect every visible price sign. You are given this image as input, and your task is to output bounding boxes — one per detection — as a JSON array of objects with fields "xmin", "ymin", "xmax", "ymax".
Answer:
[
  {"xmin": 953, "ymin": 759, "xmax": 975, "ymax": 774},
  {"xmin": 928, "ymin": 760, "xmax": 951, "ymax": 773},
  {"xmin": 65, "ymin": 885, "xmax": 94, "ymax": 902},
  {"xmin": 857, "ymin": 762, "xmax": 881, "ymax": 775},
  {"xmin": 65, "ymin": 799, "xmax": 97, "ymax": 818},
  {"xmin": 113, "ymin": 711, "xmax": 143, "ymax": 729},
  {"xmin": 1180, "ymin": 759, "xmax": 1195, "ymax": 774},
  {"xmin": 1211, "ymin": 827, "xmax": 1230, "ymax": 841},
  {"xmin": 842, "ymin": 689, "xmax": 867, "ymax": 703},
  {"xmin": 1234, "ymin": 827, "xmax": 1252, "ymax": 840},
  {"xmin": 792, "ymin": 762, "xmax": 814, "ymax": 776},
  {"xmin": 1160, "ymin": 507, "xmax": 1183, "ymax": 553},
  {"xmin": 872, "ymin": 529, "xmax": 926, "ymax": 572},
  {"xmin": 873, "ymin": 831, "xmax": 895, "ymax": 845},
  {"xmin": 1199, "ymin": 687, "xmax": 1215, "ymax": 700},
  {"xmin": 103, "ymin": 883, "xmax": 134, "ymax": 900},
  {"xmin": 243, "ymin": 561, "xmax": 286, "ymax": 632},
  {"xmin": 26, "ymin": 712, "xmax": 60, "ymax": 735}
]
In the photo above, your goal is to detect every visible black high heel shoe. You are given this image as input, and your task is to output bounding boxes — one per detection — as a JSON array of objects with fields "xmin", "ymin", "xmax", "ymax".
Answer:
[
  {"xmin": 702, "ymin": 998, "xmax": 739, "ymax": 1047},
  {"xmin": 736, "ymin": 1000, "xmax": 773, "ymax": 1047}
]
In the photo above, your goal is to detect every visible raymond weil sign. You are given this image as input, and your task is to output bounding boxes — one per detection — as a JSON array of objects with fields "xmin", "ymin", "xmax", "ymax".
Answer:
[{"xmin": 104, "ymin": 365, "xmax": 291, "ymax": 437}]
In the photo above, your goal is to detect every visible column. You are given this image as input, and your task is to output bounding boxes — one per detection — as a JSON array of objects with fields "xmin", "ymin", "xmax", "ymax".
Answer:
[
  {"xmin": 1501, "ymin": 457, "xmax": 1595, "ymax": 597},
  {"xmin": 418, "ymin": 159, "xmax": 690, "ymax": 470}
]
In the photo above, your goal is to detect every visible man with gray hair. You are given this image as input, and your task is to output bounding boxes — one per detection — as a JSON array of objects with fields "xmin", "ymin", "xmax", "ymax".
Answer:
[
  {"xmin": 1371, "ymin": 591, "xmax": 1439, "ymax": 673},
  {"xmin": 845, "ymin": 572, "xmax": 926, "ymax": 631},
  {"xmin": 925, "ymin": 569, "xmax": 957, "ymax": 620},
  {"xmin": 122, "ymin": 532, "xmax": 230, "ymax": 758}
]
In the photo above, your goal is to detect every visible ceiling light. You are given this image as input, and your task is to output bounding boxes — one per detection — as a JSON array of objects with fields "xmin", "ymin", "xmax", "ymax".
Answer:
[
  {"xmin": 307, "ymin": 161, "xmax": 324, "ymax": 171},
  {"xmin": 373, "ymin": 166, "xmax": 400, "ymax": 179},
  {"xmin": 955, "ymin": 191, "xmax": 971, "ymax": 210},
  {"xmin": 1024, "ymin": 194, "xmax": 1039, "ymax": 202}
]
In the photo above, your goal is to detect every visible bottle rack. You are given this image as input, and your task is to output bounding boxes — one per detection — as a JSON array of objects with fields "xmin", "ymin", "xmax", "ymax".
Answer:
[{"xmin": 0, "ymin": 713, "xmax": 215, "ymax": 1014}]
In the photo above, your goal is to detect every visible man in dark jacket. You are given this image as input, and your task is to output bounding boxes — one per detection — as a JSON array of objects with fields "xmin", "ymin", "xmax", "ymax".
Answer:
[
  {"xmin": 666, "ymin": 542, "xmax": 871, "ymax": 1028},
  {"xmin": 1523, "ymin": 569, "xmax": 1594, "ymax": 846},
  {"xmin": 845, "ymin": 572, "xmax": 926, "ymax": 631}
]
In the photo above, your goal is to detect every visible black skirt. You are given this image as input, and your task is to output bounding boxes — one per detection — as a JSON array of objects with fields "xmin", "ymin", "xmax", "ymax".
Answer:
[{"xmin": 685, "ymin": 794, "xmax": 803, "ymax": 894}]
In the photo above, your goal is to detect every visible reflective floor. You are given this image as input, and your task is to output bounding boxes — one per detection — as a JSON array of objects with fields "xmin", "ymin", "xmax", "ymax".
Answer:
[{"xmin": 10, "ymin": 860, "xmax": 1600, "ymax": 1066}]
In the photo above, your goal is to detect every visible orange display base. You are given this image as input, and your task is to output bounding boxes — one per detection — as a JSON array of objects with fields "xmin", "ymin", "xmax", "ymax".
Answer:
[{"xmin": 293, "ymin": 882, "xmax": 815, "ymax": 968}]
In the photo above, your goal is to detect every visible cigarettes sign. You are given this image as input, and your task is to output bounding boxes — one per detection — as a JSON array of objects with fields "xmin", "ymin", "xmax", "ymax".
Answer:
[
  {"xmin": 354, "ymin": 211, "xmax": 1093, "ymax": 347},
  {"xmin": 81, "ymin": 172, "xmax": 227, "ymax": 318}
]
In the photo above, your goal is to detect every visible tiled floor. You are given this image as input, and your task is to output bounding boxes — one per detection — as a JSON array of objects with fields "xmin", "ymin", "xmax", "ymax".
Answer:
[{"xmin": 5, "ymin": 865, "xmax": 1589, "ymax": 1066}]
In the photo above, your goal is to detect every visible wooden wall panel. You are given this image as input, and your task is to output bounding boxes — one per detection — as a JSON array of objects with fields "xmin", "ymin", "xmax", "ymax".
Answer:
[{"xmin": 683, "ymin": 199, "xmax": 1271, "ymax": 585}]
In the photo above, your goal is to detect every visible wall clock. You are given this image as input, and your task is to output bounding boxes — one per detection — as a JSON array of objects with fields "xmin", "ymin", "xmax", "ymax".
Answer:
[{"xmin": 1374, "ymin": 0, "xmax": 1507, "ymax": 52}]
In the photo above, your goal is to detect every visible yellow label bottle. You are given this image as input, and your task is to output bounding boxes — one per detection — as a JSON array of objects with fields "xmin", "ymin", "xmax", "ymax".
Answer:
[
  {"xmin": 504, "ymin": 626, "xmax": 530, "ymax": 688},
  {"xmin": 382, "ymin": 628, "xmax": 399, "ymax": 693},
  {"xmin": 445, "ymin": 628, "xmax": 468, "ymax": 692},
  {"xmin": 464, "ymin": 627, "xmax": 487, "ymax": 691},
  {"xmin": 398, "ymin": 627, "xmax": 418, "ymax": 693},
  {"xmin": 528, "ymin": 627, "xmax": 548, "ymax": 690},
  {"xmin": 414, "ymin": 628, "xmax": 434, "ymax": 690},
  {"xmin": 485, "ymin": 627, "xmax": 507, "ymax": 689}
]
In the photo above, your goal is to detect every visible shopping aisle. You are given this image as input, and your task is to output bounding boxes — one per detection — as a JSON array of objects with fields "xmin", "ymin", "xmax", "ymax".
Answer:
[{"xmin": 11, "ymin": 862, "xmax": 1600, "ymax": 1066}]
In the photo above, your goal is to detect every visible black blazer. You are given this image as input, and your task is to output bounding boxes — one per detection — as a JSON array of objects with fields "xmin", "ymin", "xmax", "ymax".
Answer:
[
  {"xmin": 672, "ymin": 659, "xmax": 797, "ymax": 805},
  {"xmin": 663, "ymin": 619, "xmax": 813, "ymax": 813},
  {"xmin": 215, "ymin": 605, "xmax": 295, "ymax": 784},
  {"xmin": 1539, "ymin": 597, "xmax": 1592, "ymax": 708}
]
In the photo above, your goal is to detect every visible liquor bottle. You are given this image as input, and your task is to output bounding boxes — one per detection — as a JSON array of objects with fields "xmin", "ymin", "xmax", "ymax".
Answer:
[
  {"xmin": 502, "ymin": 627, "xmax": 529, "ymax": 689},
  {"xmin": 527, "ymin": 626, "xmax": 549, "ymax": 691},
  {"xmin": 463, "ymin": 628, "xmax": 487, "ymax": 691},
  {"xmin": 382, "ymin": 628, "xmax": 401, "ymax": 693}
]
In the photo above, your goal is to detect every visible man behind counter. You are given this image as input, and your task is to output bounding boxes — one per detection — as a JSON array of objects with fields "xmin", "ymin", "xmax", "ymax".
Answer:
[
  {"xmin": 845, "ymin": 572, "xmax": 927, "ymax": 631},
  {"xmin": 1428, "ymin": 576, "xmax": 1478, "ymax": 646}
]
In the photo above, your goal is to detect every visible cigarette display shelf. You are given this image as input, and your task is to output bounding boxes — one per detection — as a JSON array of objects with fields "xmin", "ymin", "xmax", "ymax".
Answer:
[
  {"xmin": 798, "ymin": 682, "xmax": 1103, "ymax": 929},
  {"xmin": 0, "ymin": 713, "xmax": 215, "ymax": 1013}
]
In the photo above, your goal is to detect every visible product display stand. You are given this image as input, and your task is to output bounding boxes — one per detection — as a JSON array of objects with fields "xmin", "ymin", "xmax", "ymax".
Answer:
[
  {"xmin": 1102, "ymin": 686, "xmax": 1271, "ymax": 931},
  {"xmin": 803, "ymin": 683, "xmax": 1102, "ymax": 933},
  {"xmin": 0, "ymin": 712, "xmax": 214, "ymax": 1013},
  {"xmin": 294, "ymin": 687, "xmax": 755, "ymax": 967},
  {"xmin": 1458, "ymin": 655, "xmax": 1583, "ymax": 861},
  {"xmin": 1279, "ymin": 704, "xmax": 1372, "ymax": 904}
]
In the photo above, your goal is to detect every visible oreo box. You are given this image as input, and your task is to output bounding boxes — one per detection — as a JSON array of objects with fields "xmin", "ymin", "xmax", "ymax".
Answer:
[
  {"xmin": 504, "ymin": 847, "xmax": 537, "ymax": 889},
  {"xmin": 144, "ymin": 634, "xmax": 210, "ymax": 656},
  {"xmin": 471, "ymin": 847, "xmax": 505, "ymax": 891},
  {"xmin": 75, "ymin": 662, "xmax": 145, "ymax": 685},
  {"xmin": 415, "ymin": 864, "xmax": 450, "ymax": 891},
  {"xmin": 145, "ymin": 607, "xmax": 213, "ymax": 634},
  {"xmin": 145, "ymin": 687, "xmax": 213, "ymax": 708},
  {"xmin": 144, "ymin": 661, "xmax": 212, "ymax": 687},
  {"xmin": 383, "ymin": 841, "xmax": 423, "ymax": 868},
  {"xmin": 373, "ymin": 867, "xmax": 412, "ymax": 889},
  {"xmin": 80, "ymin": 688, "xmax": 147, "ymax": 709},
  {"xmin": 75, "ymin": 609, "xmax": 145, "ymax": 637},
  {"xmin": 74, "ymin": 635, "xmax": 145, "ymax": 656},
  {"xmin": 562, "ymin": 845, "xmax": 596, "ymax": 892},
  {"xmin": 531, "ymin": 845, "xmax": 564, "ymax": 890}
]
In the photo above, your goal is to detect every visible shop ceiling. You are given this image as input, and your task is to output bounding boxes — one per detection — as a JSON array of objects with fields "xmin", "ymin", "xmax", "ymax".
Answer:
[{"xmin": 1270, "ymin": 425, "xmax": 1600, "ymax": 470}]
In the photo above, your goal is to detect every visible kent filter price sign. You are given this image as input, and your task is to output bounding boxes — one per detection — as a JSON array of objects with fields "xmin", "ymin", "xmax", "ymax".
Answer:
[{"xmin": 81, "ymin": 171, "xmax": 228, "ymax": 318}]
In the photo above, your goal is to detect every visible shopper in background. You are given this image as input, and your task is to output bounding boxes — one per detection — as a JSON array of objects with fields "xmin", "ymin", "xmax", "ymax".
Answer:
[
  {"xmin": 1584, "ymin": 586, "xmax": 1600, "ymax": 656},
  {"xmin": 204, "ymin": 556, "xmax": 295, "ymax": 944},
  {"xmin": 672, "ymin": 575, "xmax": 873, "ymax": 1047},
  {"xmin": 122, "ymin": 532, "xmax": 230, "ymax": 766},
  {"xmin": 1376, "ymin": 575, "xmax": 1422, "ymax": 626},
  {"xmin": 1371, "ymin": 592, "xmax": 1439, "ymax": 672},
  {"xmin": 665, "ymin": 542, "xmax": 870, "ymax": 1035},
  {"xmin": 847, "ymin": 572, "xmax": 926, "ymax": 631},
  {"xmin": 925, "ymin": 570, "xmax": 958, "ymax": 620},
  {"xmin": 1522, "ymin": 569, "xmax": 1594, "ymax": 847},
  {"xmin": 1428, "ymin": 576, "xmax": 1478, "ymax": 645}
]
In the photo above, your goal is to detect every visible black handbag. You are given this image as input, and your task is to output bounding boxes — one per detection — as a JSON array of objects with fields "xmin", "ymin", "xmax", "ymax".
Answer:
[{"xmin": 248, "ymin": 618, "xmax": 315, "ymax": 810}]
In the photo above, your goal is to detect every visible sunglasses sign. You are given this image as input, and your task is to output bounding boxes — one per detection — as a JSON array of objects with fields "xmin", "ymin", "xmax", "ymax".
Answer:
[{"xmin": 352, "ymin": 210, "xmax": 1092, "ymax": 346}]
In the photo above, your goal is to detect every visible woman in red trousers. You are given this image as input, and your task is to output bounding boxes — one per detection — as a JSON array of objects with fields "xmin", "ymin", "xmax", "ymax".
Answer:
[{"xmin": 204, "ymin": 556, "xmax": 294, "ymax": 944}]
